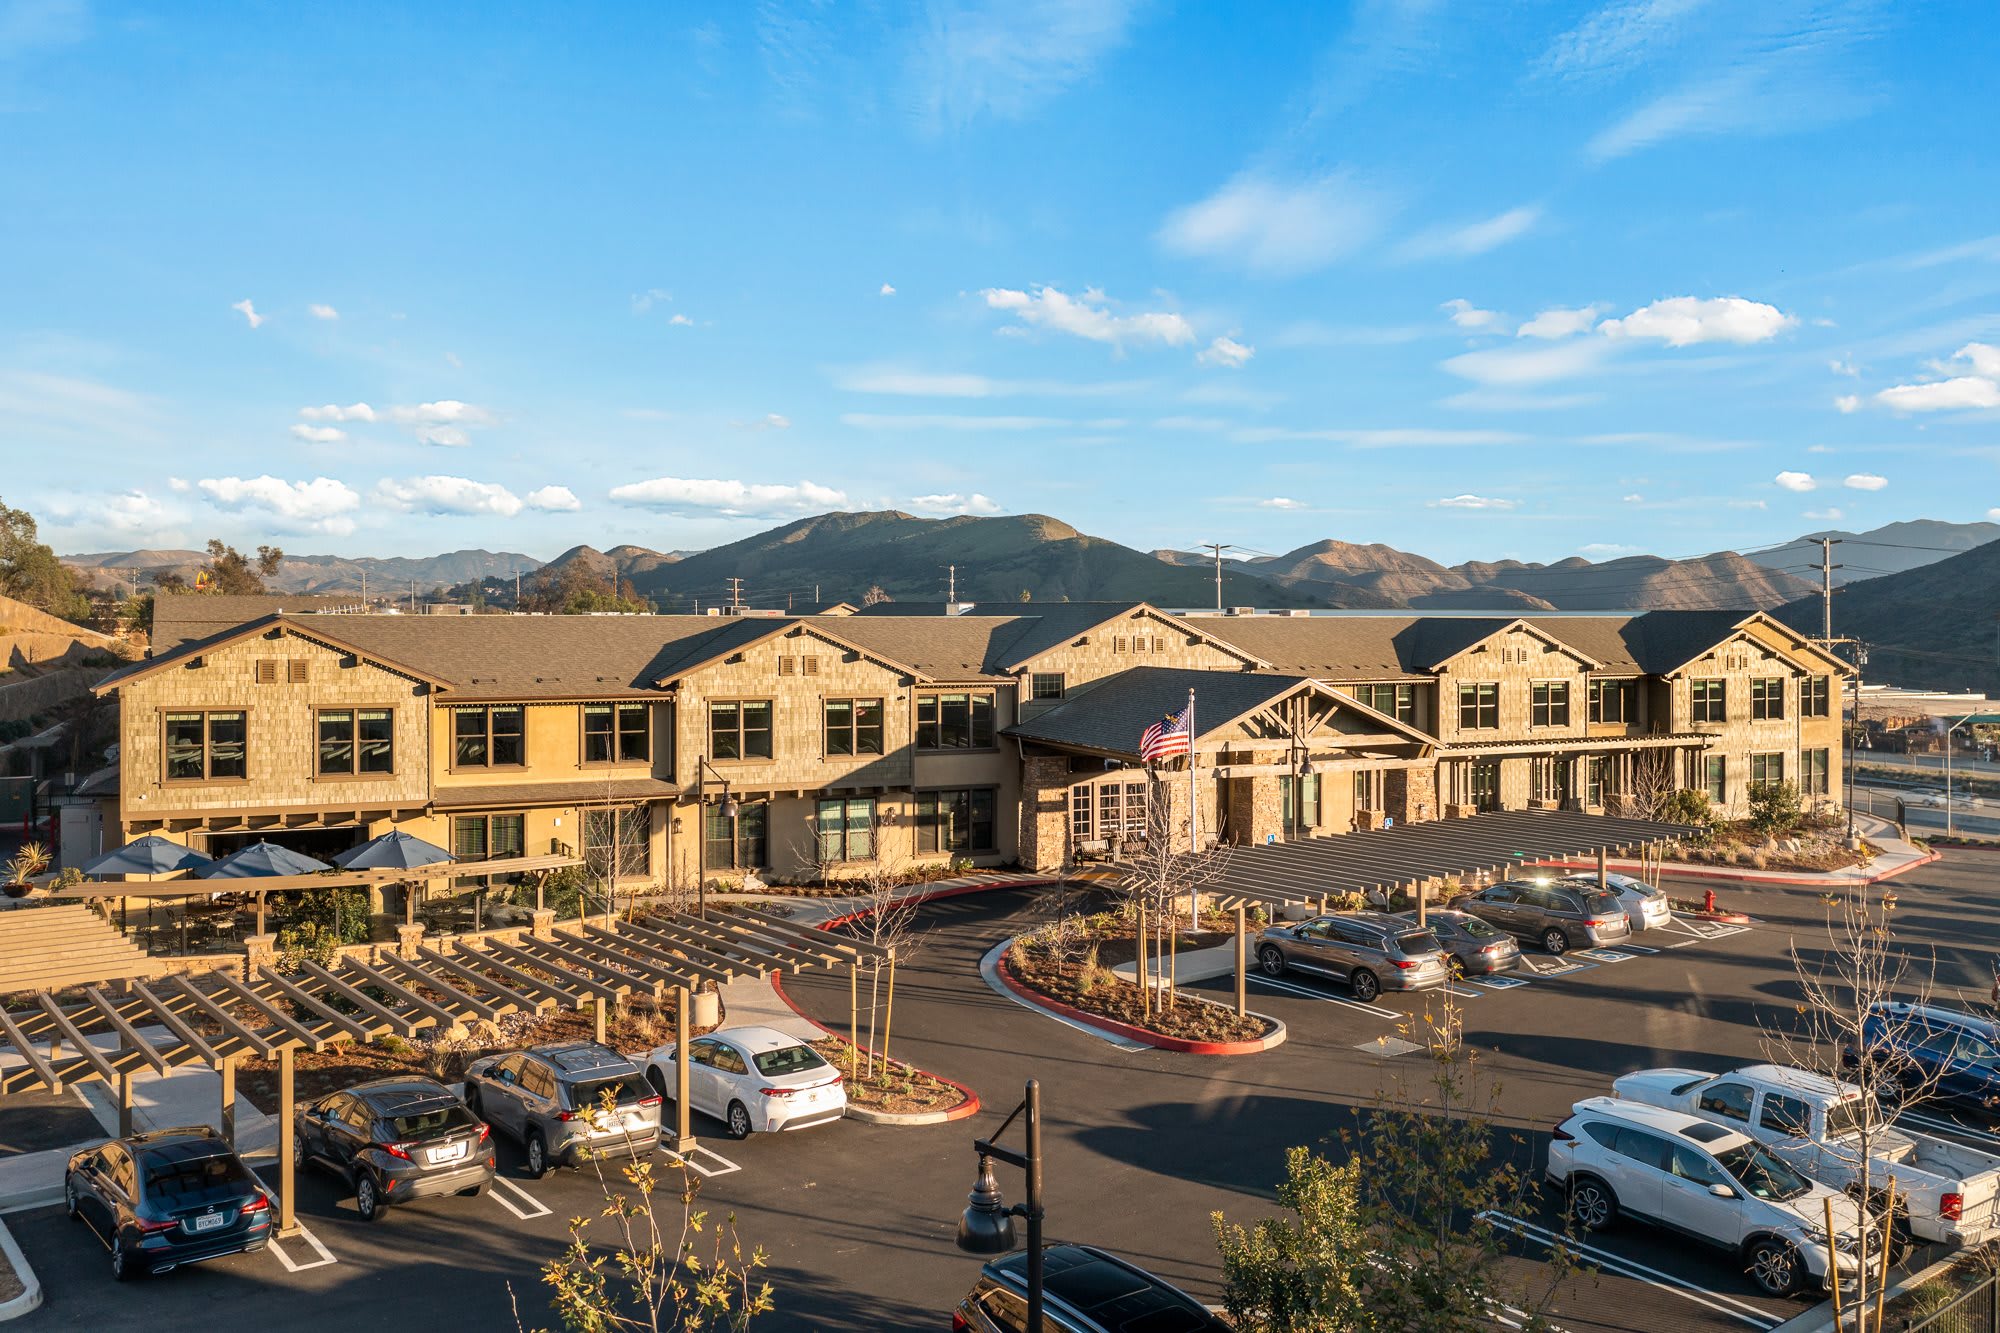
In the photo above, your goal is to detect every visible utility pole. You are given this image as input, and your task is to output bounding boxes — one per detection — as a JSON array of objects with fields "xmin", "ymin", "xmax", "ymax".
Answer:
[
  {"xmin": 726, "ymin": 577, "xmax": 745, "ymax": 610},
  {"xmin": 1197, "ymin": 543, "xmax": 1230, "ymax": 612},
  {"xmin": 945, "ymin": 564, "xmax": 957, "ymax": 605},
  {"xmin": 1817, "ymin": 537, "xmax": 1842, "ymax": 643}
]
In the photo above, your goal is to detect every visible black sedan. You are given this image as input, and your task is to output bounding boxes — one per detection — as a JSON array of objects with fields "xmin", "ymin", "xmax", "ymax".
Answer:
[
  {"xmin": 295, "ymin": 1076, "xmax": 494, "ymax": 1221},
  {"xmin": 64, "ymin": 1126, "xmax": 271, "ymax": 1280}
]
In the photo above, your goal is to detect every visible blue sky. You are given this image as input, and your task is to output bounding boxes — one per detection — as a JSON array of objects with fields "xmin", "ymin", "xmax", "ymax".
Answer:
[{"xmin": 4, "ymin": 0, "xmax": 1997, "ymax": 568}]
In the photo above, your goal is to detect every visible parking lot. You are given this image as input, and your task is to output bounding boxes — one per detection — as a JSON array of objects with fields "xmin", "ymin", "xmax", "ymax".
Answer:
[{"xmin": 10, "ymin": 850, "xmax": 2000, "ymax": 1332}]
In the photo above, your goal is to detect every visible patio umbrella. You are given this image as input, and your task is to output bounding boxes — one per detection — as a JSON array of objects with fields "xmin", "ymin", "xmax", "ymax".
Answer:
[
  {"xmin": 330, "ymin": 830, "xmax": 454, "ymax": 871},
  {"xmin": 78, "ymin": 835, "xmax": 213, "ymax": 877},
  {"xmin": 197, "ymin": 841, "xmax": 334, "ymax": 879}
]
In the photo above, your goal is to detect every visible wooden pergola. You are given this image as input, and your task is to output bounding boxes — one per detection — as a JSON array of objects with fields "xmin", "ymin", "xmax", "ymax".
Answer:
[{"xmin": 0, "ymin": 904, "xmax": 881, "ymax": 1237}]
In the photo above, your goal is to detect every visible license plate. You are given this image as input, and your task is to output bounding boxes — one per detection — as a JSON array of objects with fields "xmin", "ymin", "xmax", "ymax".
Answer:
[
  {"xmin": 427, "ymin": 1142, "xmax": 467, "ymax": 1164},
  {"xmin": 192, "ymin": 1213, "xmax": 224, "ymax": 1232}
]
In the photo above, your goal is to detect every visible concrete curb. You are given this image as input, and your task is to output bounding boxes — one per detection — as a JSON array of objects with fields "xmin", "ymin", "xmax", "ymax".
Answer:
[
  {"xmin": 993, "ymin": 951, "xmax": 1286, "ymax": 1056},
  {"xmin": 0, "ymin": 1215, "xmax": 42, "ymax": 1322},
  {"xmin": 765, "ymin": 973, "xmax": 981, "ymax": 1126},
  {"xmin": 1767, "ymin": 1251, "xmax": 1963, "ymax": 1333}
]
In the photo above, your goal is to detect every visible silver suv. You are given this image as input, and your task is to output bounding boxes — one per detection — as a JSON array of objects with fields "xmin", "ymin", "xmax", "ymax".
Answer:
[
  {"xmin": 1449, "ymin": 879, "xmax": 1632, "ymax": 955},
  {"xmin": 1254, "ymin": 911, "xmax": 1449, "ymax": 1002},
  {"xmin": 462, "ymin": 1043, "xmax": 661, "ymax": 1178}
]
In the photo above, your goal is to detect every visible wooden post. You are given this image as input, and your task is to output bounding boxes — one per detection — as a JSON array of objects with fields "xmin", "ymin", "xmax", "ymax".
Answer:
[
  {"xmin": 848, "ymin": 962, "xmax": 859, "ymax": 1081},
  {"xmin": 1875, "ymin": 1179, "xmax": 1899, "ymax": 1333},
  {"xmin": 220, "ymin": 1059, "xmax": 236, "ymax": 1150},
  {"xmin": 673, "ymin": 985, "xmax": 694, "ymax": 1152},
  {"xmin": 1597, "ymin": 848, "xmax": 1608, "ymax": 892},
  {"xmin": 256, "ymin": 893, "xmax": 266, "ymax": 939},
  {"xmin": 1414, "ymin": 880, "xmax": 1427, "ymax": 927},
  {"xmin": 118, "ymin": 1071, "xmax": 133, "ymax": 1137},
  {"xmin": 880, "ymin": 951, "xmax": 896, "ymax": 1072},
  {"xmin": 1234, "ymin": 904, "xmax": 1247, "ymax": 1017},
  {"xmin": 1136, "ymin": 903, "xmax": 1149, "ymax": 1020},
  {"xmin": 278, "ymin": 1045, "xmax": 298, "ymax": 1237},
  {"xmin": 593, "ymin": 997, "xmax": 607, "ymax": 1046}
]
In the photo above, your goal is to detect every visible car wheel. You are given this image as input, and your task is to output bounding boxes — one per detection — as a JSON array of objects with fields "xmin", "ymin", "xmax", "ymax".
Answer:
[
  {"xmin": 292, "ymin": 1133, "xmax": 305, "ymax": 1169},
  {"xmin": 726, "ymin": 1101, "xmax": 752, "ymax": 1140},
  {"xmin": 525, "ymin": 1131, "xmax": 550, "ymax": 1179},
  {"xmin": 111, "ymin": 1235, "xmax": 136, "ymax": 1282},
  {"xmin": 1257, "ymin": 946, "xmax": 1286, "ymax": 977},
  {"xmin": 1748, "ymin": 1238, "xmax": 1805, "ymax": 1297},
  {"xmin": 1542, "ymin": 927, "xmax": 1570, "ymax": 956},
  {"xmin": 63, "ymin": 1174, "xmax": 79, "ymax": 1221},
  {"xmin": 354, "ymin": 1173, "xmax": 382, "ymax": 1223},
  {"xmin": 1568, "ymin": 1177, "xmax": 1617, "ymax": 1233},
  {"xmin": 1349, "ymin": 969, "xmax": 1381, "ymax": 1003}
]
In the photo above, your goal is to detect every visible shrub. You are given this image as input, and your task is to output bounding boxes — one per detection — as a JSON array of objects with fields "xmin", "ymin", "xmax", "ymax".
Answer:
[
  {"xmin": 276, "ymin": 920, "xmax": 341, "ymax": 971},
  {"xmin": 1749, "ymin": 851, "xmax": 1771, "ymax": 871},
  {"xmin": 1660, "ymin": 788, "xmax": 1714, "ymax": 828},
  {"xmin": 372, "ymin": 1034, "xmax": 411, "ymax": 1055},
  {"xmin": 275, "ymin": 886, "xmax": 371, "ymax": 945},
  {"xmin": 1747, "ymin": 780, "xmax": 1804, "ymax": 836}
]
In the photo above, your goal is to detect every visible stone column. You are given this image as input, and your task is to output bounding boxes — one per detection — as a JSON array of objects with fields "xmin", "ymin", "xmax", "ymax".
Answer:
[
  {"xmin": 243, "ymin": 933, "xmax": 277, "ymax": 980},
  {"xmin": 1017, "ymin": 755, "xmax": 1072, "ymax": 872},
  {"xmin": 529, "ymin": 908, "xmax": 556, "ymax": 941},
  {"xmin": 395, "ymin": 923, "xmax": 425, "ymax": 959}
]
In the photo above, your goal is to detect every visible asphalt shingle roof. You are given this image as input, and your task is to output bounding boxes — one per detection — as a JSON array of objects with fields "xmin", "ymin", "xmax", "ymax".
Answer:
[
  {"xmin": 152, "ymin": 594, "xmax": 364, "ymax": 651},
  {"xmin": 1002, "ymin": 666, "xmax": 1315, "ymax": 757}
]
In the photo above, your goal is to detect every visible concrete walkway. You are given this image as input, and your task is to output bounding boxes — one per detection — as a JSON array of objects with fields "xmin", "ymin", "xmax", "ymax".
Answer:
[{"xmin": 1547, "ymin": 812, "xmax": 1938, "ymax": 887}]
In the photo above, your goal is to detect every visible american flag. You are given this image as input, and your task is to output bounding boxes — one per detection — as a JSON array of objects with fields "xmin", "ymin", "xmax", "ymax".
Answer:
[{"xmin": 1139, "ymin": 704, "xmax": 1192, "ymax": 763}]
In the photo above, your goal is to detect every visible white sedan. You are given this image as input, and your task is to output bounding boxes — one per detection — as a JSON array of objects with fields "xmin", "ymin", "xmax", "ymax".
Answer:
[
  {"xmin": 643, "ymin": 1025, "xmax": 846, "ymax": 1140},
  {"xmin": 1565, "ymin": 871, "xmax": 1670, "ymax": 930}
]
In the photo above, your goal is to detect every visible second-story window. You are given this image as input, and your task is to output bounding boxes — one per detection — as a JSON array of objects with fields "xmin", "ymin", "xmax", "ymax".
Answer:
[
  {"xmin": 584, "ymin": 703, "xmax": 650, "ymax": 764},
  {"xmin": 1029, "ymin": 673, "xmax": 1065, "ymax": 701},
  {"xmin": 1457, "ymin": 682, "xmax": 1499, "ymax": 730},
  {"xmin": 318, "ymin": 709, "xmax": 394, "ymax": 776},
  {"xmin": 163, "ymin": 710, "xmax": 247, "ymax": 781},
  {"xmin": 1530, "ymin": 681, "xmax": 1571, "ymax": 728},
  {"xmin": 454, "ymin": 706, "xmax": 525, "ymax": 767},
  {"xmin": 917, "ymin": 692, "xmax": 995, "ymax": 750},
  {"xmin": 1690, "ymin": 679, "xmax": 1727, "ymax": 724},
  {"xmin": 1803, "ymin": 675, "xmax": 1831, "ymax": 717},
  {"xmin": 709, "ymin": 700, "xmax": 773, "ymax": 761},
  {"xmin": 1588, "ymin": 678, "xmax": 1636, "ymax": 724},
  {"xmin": 824, "ymin": 698, "xmax": 885, "ymax": 757},
  {"xmin": 1355, "ymin": 683, "xmax": 1415, "ymax": 723},
  {"xmin": 1751, "ymin": 677, "xmax": 1786, "ymax": 721}
]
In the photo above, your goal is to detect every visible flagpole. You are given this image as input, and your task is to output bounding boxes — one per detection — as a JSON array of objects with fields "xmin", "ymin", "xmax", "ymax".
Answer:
[{"xmin": 1187, "ymin": 688, "xmax": 1198, "ymax": 927}]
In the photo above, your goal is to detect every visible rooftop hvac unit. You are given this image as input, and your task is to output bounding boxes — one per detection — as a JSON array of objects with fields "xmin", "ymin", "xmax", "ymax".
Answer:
[
  {"xmin": 1227, "ymin": 606, "xmax": 1256, "ymax": 616},
  {"xmin": 1281, "ymin": 608, "xmax": 1312, "ymax": 617}
]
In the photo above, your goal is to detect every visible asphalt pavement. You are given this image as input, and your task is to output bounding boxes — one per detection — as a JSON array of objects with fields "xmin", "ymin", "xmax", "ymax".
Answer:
[{"xmin": 9, "ymin": 851, "xmax": 2000, "ymax": 1331}]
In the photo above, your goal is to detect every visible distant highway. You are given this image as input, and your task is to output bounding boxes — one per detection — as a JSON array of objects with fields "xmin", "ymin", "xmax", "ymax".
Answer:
[{"xmin": 1854, "ymin": 783, "xmax": 2000, "ymax": 839}]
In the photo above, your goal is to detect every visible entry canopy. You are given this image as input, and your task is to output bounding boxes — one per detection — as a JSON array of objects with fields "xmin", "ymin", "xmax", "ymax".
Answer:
[
  {"xmin": 198, "ymin": 841, "xmax": 334, "ymax": 879},
  {"xmin": 331, "ymin": 831, "xmax": 454, "ymax": 871},
  {"xmin": 78, "ymin": 835, "xmax": 213, "ymax": 878},
  {"xmin": 1198, "ymin": 808, "xmax": 1689, "ymax": 910}
]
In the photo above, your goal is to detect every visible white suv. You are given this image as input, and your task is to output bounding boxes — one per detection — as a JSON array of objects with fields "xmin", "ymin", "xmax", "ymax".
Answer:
[{"xmin": 1548, "ymin": 1097, "xmax": 1868, "ymax": 1298}]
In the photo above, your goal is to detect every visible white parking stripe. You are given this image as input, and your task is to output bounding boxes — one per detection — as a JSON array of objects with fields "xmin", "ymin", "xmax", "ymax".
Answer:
[
  {"xmin": 660, "ymin": 1144, "xmax": 741, "ymax": 1178},
  {"xmin": 1480, "ymin": 1212, "xmax": 1780, "ymax": 1329},
  {"xmin": 242, "ymin": 1163, "xmax": 337, "ymax": 1272},
  {"xmin": 1248, "ymin": 973, "xmax": 1399, "ymax": 1017},
  {"xmin": 487, "ymin": 1175, "xmax": 551, "ymax": 1220}
]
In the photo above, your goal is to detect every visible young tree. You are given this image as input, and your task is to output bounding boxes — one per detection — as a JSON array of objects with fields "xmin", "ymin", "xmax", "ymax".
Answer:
[
  {"xmin": 0, "ymin": 497, "xmax": 89, "ymax": 620},
  {"xmin": 1748, "ymin": 779, "xmax": 1805, "ymax": 837},
  {"xmin": 201, "ymin": 539, "xmax": 285, "ymax": 594},
  {"xmin": 803, "ymin": 820, "xmax": 929, "ymax": 1079},
  {"xmin": 1762, "ymin": 884, "xmax": 1945, "ymax": 1331},
  {"xmin": 1120, "ymin": 767, "xmax": 1224, "ymax": 1017},
  {"xmin": 1214, "ymin": 996, "xmax": 1574, "ymax": 1332},
  {"xmin": 860, "ymin": 585, "xmax": 891, "ymax": 605}
]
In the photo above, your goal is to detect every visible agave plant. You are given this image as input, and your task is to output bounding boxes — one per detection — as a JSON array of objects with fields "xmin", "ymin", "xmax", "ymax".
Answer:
[{"xmin": 3, "ymin": 842, "xmax": 51, "ymax": 897}]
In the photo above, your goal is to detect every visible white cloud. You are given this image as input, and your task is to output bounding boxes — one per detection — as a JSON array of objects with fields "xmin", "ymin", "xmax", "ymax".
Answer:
[
  {"xmin": 879, "ymin": 283, "xmax": 896, "ymax": 296},
  {"xmin": 526, "ymin": 485, "xmax": 582, "ymax": 512},
  {"xmin": 1774, "ymin": 470, "xmax": 1817, "ymax": 492},
  {"xmin": 167, "ymin": 477, "xmax": 190, "ymax": 493},
  {"xmin": 1197, "ymin": 336, "xmax": 1254, "ymax": 368},
  {"xmin": 909, "ymin": 492, "xmax": 1002, "ymax": 516},
  {"xmin": 631, "ymin": 288, "xmax": 672, "ymax": 313},
  {"xmin": 1258, "ymin": 497, "xmax": 1305, "ymax": 510},
  {"xmin": 1441, "ymin": 339, "xmax": 1610, "ymax": 386},
  {"xmin": 1960, "ymin": 342, "xmax": 2000, "ymax": 378},
  {"xmin": 1516, "ymin": 305, "xmax": 1604, "ymax": 340},
  {"xmin": 1429, "ymin": 494, "xmax": 1518, "ymax": 510},
  {"xmin": 1396, "ymin": 205, "xmax": 1541, "ymax": 261},
  {"xmin": 1989, "ymin": 508, "xmax": 2000, "ymax": 522},
  {"xmin": 981, "ymin": 285, "xmax": 1194, "ymax": 348},
  {"xmin": 196, "ymin": 475, "xmax": 360, "ymax": 534},
  {"xmin": 609, "ymin": 476, "xmax": 849, "ymax": 516},
  {"xmin": 415, "ymin": 425, "xmax": 471, "ymax": 447},
  {"xmin": 668, "ymin": 314, "xmax": 694, "ymax": 327},
  {"xmin": 1829, "ymin": 357, "xmax": 1858, "ymax": 376},
  {"xmin": 373, "ymin": 476, "xmax": 524, "ymax": 518},
  {"xmin": 1234, "ymin": 426, "xmax": 1527, "ymax": 447},
  {"xmin": 230, "ymin": 299, "xmax": 264, "ymax": 329},
  {"xmin": 908, "ymin": 0, "xmax": 1139, "ymax": 132},
  {"xmin": 1579, "ymin": 542, "xmax": 1639, "ymax": 556},
  {"xmin": 842, "ymin": 412, "xmax": 1071, "ymax": 431},
  {"xmin": 754, "ymin": 413, "xmax": 791, "ymax": 430},
  {"xmin": 1728, "ymin": 498, "xmax": 1768, "ymax": 510},
  {"xmin": 1538, "ymin": 0, "xmax": 1712, "ymax": 80},
  {"xmin": 297, "ymin": 399, "xmax": 495, "ymax": 445},
  {"xmin": 386, "ymin": 400, "xmax": 493, "ymax": 425},
  {"xmin": 1804, "ymin": 507, "xmax": 1846, "ymax": 521},
  {"xmin": 1597, "ymin": 296, "xmax": 1794, "ymax": 346},
  {"xmin": 1843, "ymin": 473, "xmax": 1888, "ymax": 491},
  {"xmin": 1441, "ymin": 298, "xmax": 1503, "ymax": 331},
  {"xmin": 308, "ymin": 304, "xmax": 339, "ymax": 321},
  {"xmin": 1622, "ymin": 493, "xmax": 1643, "ymax": 502},
  {"xmin": 836, "ymin": 367, "xmax": 1145, "ymax": 398},
  {"xmin": 1876, "ymin": 377, "xmax": 2000, "ymax": 413},
  {"xmin": 289, "ymin": 424, "xmax": 346, "ymax": 444},
  {"xmin": 1157, "ymin": 171, "xmax": 1391, "ymax": 276},
  {"xmin": 301, "ymin": 402, "xmax": 378, "ymax": 422},
  {"xmin": 1834, "ymin": 394, "xmax": 1861, "ymax": 414}
]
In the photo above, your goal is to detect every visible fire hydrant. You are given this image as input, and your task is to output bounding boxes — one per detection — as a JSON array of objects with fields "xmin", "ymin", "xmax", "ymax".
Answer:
[{"xmin": 1702, "ymin": 888, "xmax": 1718, "ymax": 915}]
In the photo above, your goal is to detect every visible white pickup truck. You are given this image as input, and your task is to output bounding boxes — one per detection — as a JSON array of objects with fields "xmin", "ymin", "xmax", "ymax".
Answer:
[{"xmin": 1614, "ymin": 1063, "xmax": 2000, "ymax": 1246}]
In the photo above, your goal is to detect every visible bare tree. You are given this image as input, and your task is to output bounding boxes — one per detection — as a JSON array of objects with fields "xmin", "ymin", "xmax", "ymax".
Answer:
[
  {"xmin": 1118, "ymin": 768, "xmax": 1225, "ymax": 1018},
  {"xmin": 1762, "ymin": 882, "xmax": 1946, "ymax": 1332},
  {"xmin": 801, "ymin": 818, "xmax": 930, "ymax": 1080}
]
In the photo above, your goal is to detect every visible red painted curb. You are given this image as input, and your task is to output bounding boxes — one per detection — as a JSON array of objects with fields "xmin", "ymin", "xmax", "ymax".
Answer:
[
  {"xmin": 815, "ymin": 876, "xmax": 1061, "ymax": 931},
  {"xmin": 992, "ymin": 952, "xmax": 1282, "ymax": 1056},
  {"xmin": 1535, "ymin": 851, "xmax": 1942, "ymax": 888},
  {"xmin": 766, "ymin": 971, "xmax": 981, "ymax": 1123}
]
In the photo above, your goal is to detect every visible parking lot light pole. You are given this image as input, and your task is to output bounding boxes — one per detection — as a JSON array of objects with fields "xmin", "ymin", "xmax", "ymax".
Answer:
[{"xmin": 956, "ymin": 1079, "xmax": 1044, "ymax": 1331}]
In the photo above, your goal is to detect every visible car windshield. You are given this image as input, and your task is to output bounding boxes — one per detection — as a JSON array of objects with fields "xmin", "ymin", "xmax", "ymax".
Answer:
[
  {"xmin": 1393, "ymin": 930, "xmax": 1442, "ymax": 956},
  {"xmin": 1452, "ymin": 915, "xmax": 1499, "ymax": 938},
  {"xmin": 1825, "ymin": 1097, "xmax": 1881, "ymax": 1138},
  {"xmin": 141, "ymin": 1149, "xmax": 254, "ymax": 1207},
  {"xmin": 1581, "ymin": 890, "xmax": 1621, "ymax": 915},
  {"xmin": 1715, "ymin": 1141, "xmax": 1812, "ymax": 1201},
  {"xmin": 570, "ymin": 1074, "xmax": 651, "ymax": 1108},
  {"xmin": 385, "ymin": 1101, "xmax": 479, "ymax": 1142},
  {"xmin": 752, "ymin": 1044, "xmax": 830, "ymax": 1078}
]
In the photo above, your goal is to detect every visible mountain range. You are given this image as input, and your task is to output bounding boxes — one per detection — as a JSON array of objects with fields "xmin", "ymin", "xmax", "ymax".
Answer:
[
  {"xmin": 1743, "ymin": 519, "xmax": 2000, "ymax": 587},
  {"xmin": 64, "ymin": 548, "xmax": 544, "ymax": 598},
  {"xmin": 1774, "ymin": 539, "xmax": 1999, "ymax": 695}
]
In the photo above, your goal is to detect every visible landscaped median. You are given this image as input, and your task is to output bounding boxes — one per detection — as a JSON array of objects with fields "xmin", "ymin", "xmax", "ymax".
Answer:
[
  {"xmin": 767, "ymin": 973, "xmax": 979, "ymax": 1126},
  {"xmin": 995, "ymin": 911, "xmax": 1285, "ymax": 1056}
]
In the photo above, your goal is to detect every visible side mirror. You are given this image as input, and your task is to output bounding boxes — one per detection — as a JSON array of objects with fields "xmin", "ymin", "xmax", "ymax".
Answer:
[{"xmin": 1709, "ymin": 1183, "xmax": 1736, "ymax": 1199}]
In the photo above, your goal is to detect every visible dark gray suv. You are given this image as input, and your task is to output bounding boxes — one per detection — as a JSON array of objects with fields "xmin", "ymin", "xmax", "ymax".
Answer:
[
  {"xmin": 954, "ymin": 1244, "xmax": 1230, "ymax": 1332},
  {"xmin": 1449, "ymin": 879, "xmax": 1632, "ymax": 955},
  {"xmin": 463, "ymin": 1042, "xmax": 661, "ymax": 1178},
  {"xmin": 1254, "ymin": 910, "xmax": 1449, "ymax": 1001}
]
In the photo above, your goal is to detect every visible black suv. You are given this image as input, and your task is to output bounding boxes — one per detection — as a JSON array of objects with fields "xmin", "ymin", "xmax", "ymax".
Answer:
[
  {"xmin": 954, "ymin": 1244, "xmax": 1231, "ymax": 1332},
  {"xmin": 64, "ymin": 1126, "xmax": 271, "ymax": 1280},
  {"xmin": 294, "ymin": 1077, "xmax": 495, "ymax": 1221}
]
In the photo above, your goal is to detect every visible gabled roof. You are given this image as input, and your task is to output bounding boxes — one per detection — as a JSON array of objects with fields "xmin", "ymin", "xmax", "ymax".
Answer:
[
  {"xmin": 94, "ymin": 615, "xmax": 455, "ymax": 695},
  {"xmin": 1417, "ymin": 617, "xmax": 1602, "ymax": 672},
  {"xmin": 1001, "ymin": 666, "xmax": 1431, "ymax": 760},
  {"xmin": 645, "ymin": 617, "xmax": 922, "ymax": 685},
  {"xmin": 151, "ymin": 593, "xmax": 367, "ymax": 652},
  {"xmin": 997, "ymin": 602, "xmax": 1265, "ymax": 672},
  {"xmin": 1630, "ymin": 610, "xmax": 1852, "ymax": 677}
]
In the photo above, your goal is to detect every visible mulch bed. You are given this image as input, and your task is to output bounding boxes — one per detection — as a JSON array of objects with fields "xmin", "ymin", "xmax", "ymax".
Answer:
[
  {"xmin": 1006, "ymin": 943, "xmax": 1268, "ymax": 1045},
  {"xmin": 808, "ymin": 1038, "xmax": 967, "ymax": 1116},
  {"xmin": 0, "ymin": 1247, "xmax": 21, "ymax": 1304}
]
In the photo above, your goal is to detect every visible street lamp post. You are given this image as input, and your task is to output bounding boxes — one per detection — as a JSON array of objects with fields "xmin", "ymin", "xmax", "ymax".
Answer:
[
  {"xmin": 1945, "ymin": 713, "xmax": 1978, "ymax": 839},
  {"xmin": 693, "ymin": 756, "xmax": 739, "ymax": 920},
  {"xmin": 955, "ymin": 1079, "xmax": 1045, "ymax": 1331}
]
